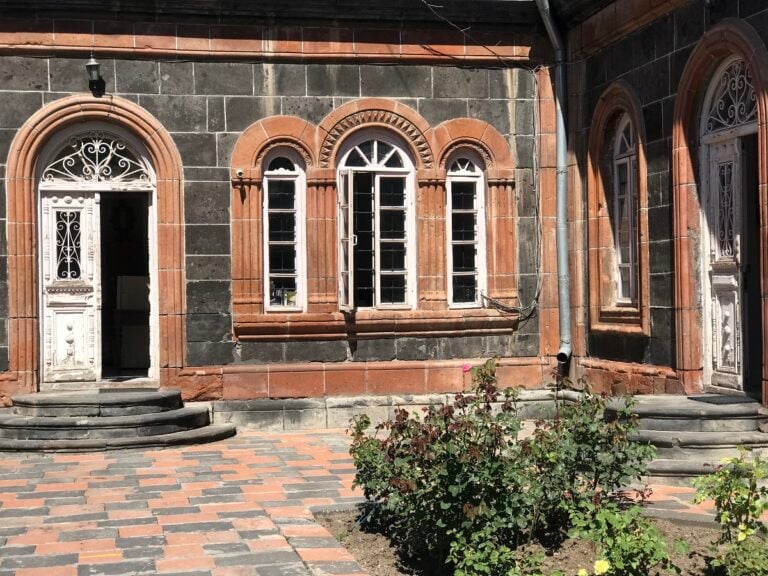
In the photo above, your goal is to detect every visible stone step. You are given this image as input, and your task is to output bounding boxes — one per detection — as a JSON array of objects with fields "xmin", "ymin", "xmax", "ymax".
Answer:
[
  {"xmin": 607, "ymin": 394, "xmax": 768, "ymax": 432},
  {"xmin": 634, "ymin": 429, "xmax": 768, "ymax": 461},
  {"xmin": 0, "ymin": 406, "xmax": 210, "ymax": 440},
  {"xmin": 0, "ymin": 424, "xmax": 236, "ymax": 452},
  {"xmin": 11, "ymin": 388, "xmax": 182, "ymax": 417}
]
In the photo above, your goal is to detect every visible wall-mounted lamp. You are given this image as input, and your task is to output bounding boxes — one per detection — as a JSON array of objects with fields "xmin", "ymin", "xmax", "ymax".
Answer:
[{"xmin": 85, "ymin": 54, "xmax": 103, "ymax": 96}]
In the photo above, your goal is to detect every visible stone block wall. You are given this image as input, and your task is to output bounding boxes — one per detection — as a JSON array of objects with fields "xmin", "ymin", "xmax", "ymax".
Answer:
[
  {"xmin": 0, "ymin": 54, "xmax": 539, "ymax": 373},
  {"xmin": 571, "ymin": 0, "xmax": 768, "ymax": 370}
]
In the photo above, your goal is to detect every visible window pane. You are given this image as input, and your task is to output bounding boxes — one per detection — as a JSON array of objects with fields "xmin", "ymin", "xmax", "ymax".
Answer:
[
  {"xmin": 353, "ymin": 172, "xmax": 375, "ymax": 308},
  {"xmin": 451, "ymin": 213, "xmax": 476, "ymax": 241},
  {"xmin": 376, "ymin": 141, "xmax": 393, "ymax": 163},
  {"xmin": 453, "ymin": 275, "xmax": 477, "ymax": 303},
  {"xmin": 358, "ymin": 141, "xmax": 374, "ymax": 162},
  {"xmin": 619, "ymin": 266, "xmax": 630, "ymax": 300},
  {"xmin": 380, "ymin": 274, "xmax": 406, "ymax": 304},
  {"xmin": 268, "ymin": 213, "xmax": 295, "ymax": 241},
  {"xmin": 380, "ymin": 177, "xmax": 405, "ymax": 206},
  {"xmin": 617, "ymin": 162, "xmax": 628, "ymax": 196},
  {"xmin": 268, "ymin": 157, "xmax": 294, "ymax": 171},
  {"xmin": 380, "ymin": 241, "xmax": 405, "ymax": 270},
  {"xmin": 453, "ymin": 244, "xmax": 476, "ymax": 272},
  {"xmin": 384, "ymin": 152, "xmax": 403, "ymax": 168},
  {"xmin": 380, "ymin": 210, "xmax": 405, "ymax": 240},
  {"xmin": 268, "ymin": 180, "xmax": 295, "ymax": 209},
  {"xmin": 269, "ymin": 245, "xmax": 296, "ymax": 273},
  {"xmin": 345, "ymin": 148, "xmax": 367, "ymax": 166},
  {"xmin": 451, "ymin": 181, "xmax": 476, "ymax": 209},
  {"xmin": 270, "ymin": 277, "xmax": 297, "ymax": 306}
]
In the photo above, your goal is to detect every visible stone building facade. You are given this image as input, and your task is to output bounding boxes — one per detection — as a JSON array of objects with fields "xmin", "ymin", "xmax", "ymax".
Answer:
[
  {"xmin": 563, "ymin": 0, "xmax": 768, "ymax": 406},
  {"xmin": 0, "ymin": 1, "xmax": 563, "ymax": 403},
  {"xmin": 1, "ymin": 0, "xmax": 767, "ymax": 408}
]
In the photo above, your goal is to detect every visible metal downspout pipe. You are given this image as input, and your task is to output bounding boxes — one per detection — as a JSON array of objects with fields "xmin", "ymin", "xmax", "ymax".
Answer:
[{"xmin": 534, "ymin": 0, "xmax": 572, "ymax": 366}]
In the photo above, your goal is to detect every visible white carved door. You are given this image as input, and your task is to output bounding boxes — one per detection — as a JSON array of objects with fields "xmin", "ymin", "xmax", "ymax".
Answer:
[
  {"xmin": 38, "ymin": 130, "xmax": 155, "ymax": 386},
  {"xmin": 705, "ymin": 139, "xmax": 744, "ymax": 391},
  {"xmin": 41, "ymin": 192, "xmax": 101, "ymax": 382}
]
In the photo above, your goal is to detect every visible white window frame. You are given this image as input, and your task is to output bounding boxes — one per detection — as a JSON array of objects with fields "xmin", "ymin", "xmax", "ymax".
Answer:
[
  {"xmin": 446, "ymin": 153, "xmax": 487, "ymax": 308},
  {"xmin": 262, "ymin": 149, "xmax": 306, "ymax": 312},
  {"xmin": 336, "ymin": 133, "xmax": 416, "ymax": 310},
  {"xmin": 612, "ymin": 114, "xmax": 638, "ymax": 306}
]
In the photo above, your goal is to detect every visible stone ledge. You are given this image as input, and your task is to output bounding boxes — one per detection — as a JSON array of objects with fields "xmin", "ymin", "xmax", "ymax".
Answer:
[{"xmin": 211, "ymin": 390, "xmax": 559, "ymax": 431}]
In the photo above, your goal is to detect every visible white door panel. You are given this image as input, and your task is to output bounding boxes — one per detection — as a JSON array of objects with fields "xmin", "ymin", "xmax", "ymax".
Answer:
[{"xmin": 41, "ymin": 193, "xmax": 101, "ymax": 382}]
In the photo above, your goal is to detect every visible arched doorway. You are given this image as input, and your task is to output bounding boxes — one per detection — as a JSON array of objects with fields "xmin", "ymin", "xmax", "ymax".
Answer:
[
  {"xmin": 37, "ymin": 126, "xmax": 159, "ymax": 387},
  {"xmin": 699, "ymin": 57, "xmax": 761, "ymax": 395},
  {"xmin": 5, "ymin": 95, "xmax": 184, "ymax": 392}
]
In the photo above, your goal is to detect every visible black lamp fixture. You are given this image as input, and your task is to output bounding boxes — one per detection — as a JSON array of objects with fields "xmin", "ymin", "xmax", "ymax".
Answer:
[{"xmin": 85, "ymin": 54, "xmax": 103, "ymax": 95}]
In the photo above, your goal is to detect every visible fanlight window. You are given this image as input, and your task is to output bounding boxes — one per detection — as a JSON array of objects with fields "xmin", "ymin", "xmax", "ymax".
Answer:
[
  {"xmin": 705, "ymin": 58, "xmax": 757, "ymax": 135},
  {"xmin": 40, "ymin": 132, "xmax": 153, "ymax": 190}
]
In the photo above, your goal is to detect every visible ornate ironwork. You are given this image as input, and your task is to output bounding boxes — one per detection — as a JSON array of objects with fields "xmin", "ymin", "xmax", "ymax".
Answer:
[
  {"xmin": 717, "ymin": 161, "xmax": 734, "ymax": 258},
  {"xmin": 705, "ymin": 59, "xmax": 757, "ymax": 134},
  {"xmin": 41, "ymin": 132, "xmax": 152, "ymax": 188},
  {"xmin": 55, "ymin": 211, "xmax": 81, "ymax": 280}
]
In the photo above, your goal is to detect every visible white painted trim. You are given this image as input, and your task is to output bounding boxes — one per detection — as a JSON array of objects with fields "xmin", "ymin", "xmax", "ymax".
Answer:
[
  {"xmin": 336, "ymin": 133, "xmax": 417, "ymax": 310},
  {"xmin": 446, "ymin": 150, "xmax": 487, "ymax": 308},
  {"xmin": 261, "ymin": 148, "xmax": 307, "ymax": 313}
]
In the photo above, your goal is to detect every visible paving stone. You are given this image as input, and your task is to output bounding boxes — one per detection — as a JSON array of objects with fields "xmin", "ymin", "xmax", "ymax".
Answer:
[
  {"xmin": 60, "ymin": 529, "xmax": 119, "ymax": 541},
  {"xmin": 0, "ymin": 546, "xmax": 36, "ymax": 557},
  {"xmin": 0, "ymin": 506, "xmax": 49, "ymax": 517},
  {"xmin": 77, "ymin": 560, "xmax": 156, "ymax": 575},
  {"xmin": 2, "ymin": 553, "xmax": 79, "ymax": 569},
  {"xmin": 214, "ymin": 550, "xmax": 302, "ymax": 567},
  {"xmin": 116, "ymin": 536, "xmax": 166, "ymax": 548},
  {"xmin": 162, "ymin": 521, "xmax": 234, "ymax": 533}
]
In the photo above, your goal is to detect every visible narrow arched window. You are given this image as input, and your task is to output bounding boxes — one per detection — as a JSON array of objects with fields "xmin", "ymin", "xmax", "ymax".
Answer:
[
  {"xmin": 447, "ymin": 154, "xmax": 487, "ymax": 306},
  {"xmin": 612, "ymin": 115, "xmax": 638, "ymax": 305},
  {"xmin": 263, "ymin": 150, "xmax": 306, "ymax": 310}
]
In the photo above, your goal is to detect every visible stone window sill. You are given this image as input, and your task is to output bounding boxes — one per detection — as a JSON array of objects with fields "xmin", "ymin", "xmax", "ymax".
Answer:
[{"xmin": 234, "ymin": 308, "xmax": 519, "ymax": 341}]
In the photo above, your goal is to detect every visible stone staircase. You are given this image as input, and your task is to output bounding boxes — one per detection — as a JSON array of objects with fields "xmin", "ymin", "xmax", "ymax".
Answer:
[
  {"xmin": 0, "ymin": 388, "xmax": 236, "ymax": 451},
  {"xmin": 607, "ymin": 394, "xmax": 768, "ymax": 483}
]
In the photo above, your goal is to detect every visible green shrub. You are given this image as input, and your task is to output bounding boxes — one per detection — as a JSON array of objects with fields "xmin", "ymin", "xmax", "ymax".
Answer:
[
  {"xmin": 522, "ymin": 379, "xmax": 656, "ymax": 539},
  {"xmin": 569, "ymin": 501, "xmax": 680, "ymax": 576},
  {"xmin": 349, "ymin": 361, "xmax": 656, "ymax": 575},
  {"xmin": 693, "ymin": 449, "xmax": 768, "ymax": 575}
]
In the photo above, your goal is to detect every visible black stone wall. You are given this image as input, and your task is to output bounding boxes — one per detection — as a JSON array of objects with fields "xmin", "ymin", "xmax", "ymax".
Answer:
[
  {"xmin": 0, "ymin": 55, "xmax": 539, "ymax": 368},
  {"xmin": 576, "ymin": 0, "xmax": 768, "ymax": 367}
]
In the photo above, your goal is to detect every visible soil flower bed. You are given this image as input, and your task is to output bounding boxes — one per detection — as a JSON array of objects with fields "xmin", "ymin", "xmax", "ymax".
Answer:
[{"xmin": 318, "ymin": 510, "xmax": 721, "ymax": 576}]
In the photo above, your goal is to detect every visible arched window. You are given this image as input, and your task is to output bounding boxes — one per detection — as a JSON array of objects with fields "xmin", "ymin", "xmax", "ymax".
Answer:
[
  {"xmin": 263, "ymin": 150, "xmax": 306, "ymax": 311},
  {"xmin": 337, "ymin": 135, "xmax": 415, "ymax": 309},
  {"xmin": 446, "ymin": 153, "xmax": 487, "ymax": 306},
  {"xmin": 587, "ymin": 82, "xmax": 649, "ymax": 334},
  {"xmin": 612, "ymin": 114, "xmax": 638, "ymax": 305}
]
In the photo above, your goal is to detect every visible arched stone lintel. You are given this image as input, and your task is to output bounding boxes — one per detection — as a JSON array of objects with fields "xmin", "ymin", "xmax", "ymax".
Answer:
[
  {"xmin": 4, "ymin": 94, "xmax": 185, "ymax": 387},
  {"xmin": 316, "ymin": 99, "xmax": 434, "ymax": 169},
  {"xmin": 431, "ymin": 117, "xmax": 514, "ymax": 173},
  {"xmin": 672, "ymin": 18, "xmax": 768, "ymax": 395},
  {"xmin": 229, "ymin": 116, "xmax": 317, "ymax": 181}
]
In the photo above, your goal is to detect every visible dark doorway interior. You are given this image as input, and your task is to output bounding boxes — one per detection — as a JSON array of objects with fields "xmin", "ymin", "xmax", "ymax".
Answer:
[
  {"xmin": 100, "ymin": 193, "xmax": 150, "ymax": 378},
  {"xmin": 742, "ymin": 134, "xmax": 762, "ymax": 397}
]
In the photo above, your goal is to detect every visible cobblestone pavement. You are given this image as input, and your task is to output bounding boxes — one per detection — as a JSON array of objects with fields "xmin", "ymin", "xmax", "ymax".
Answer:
[
  {"xmin": 1, "ymin": 429, "xmax": 765, "ymax": 576},
  {"xmin": 0, "ymin": 430, "xmax": 366, "ymax": 576}
]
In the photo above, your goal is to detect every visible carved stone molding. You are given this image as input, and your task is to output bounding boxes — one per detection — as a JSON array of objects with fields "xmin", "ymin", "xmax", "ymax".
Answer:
[
  {"xmin": 319, "ymin": 109, "xmax": 433, "ymax": 169},
  {"xmin": 255, "ymin": 139, "xmax": 313, "ymax": 170}
]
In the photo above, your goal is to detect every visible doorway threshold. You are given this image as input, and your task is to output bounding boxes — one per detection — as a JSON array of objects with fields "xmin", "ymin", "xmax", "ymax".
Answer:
[{"xmin": 41, "ymin": 378, "xmax": 159, "ymax": 392}]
